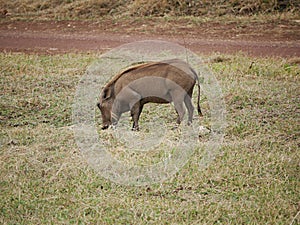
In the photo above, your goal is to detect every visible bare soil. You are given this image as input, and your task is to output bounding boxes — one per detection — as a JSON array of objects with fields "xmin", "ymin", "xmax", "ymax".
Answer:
[{"xmin": 0, "ymin": 19, "xmax": 299, "ymax": 57}]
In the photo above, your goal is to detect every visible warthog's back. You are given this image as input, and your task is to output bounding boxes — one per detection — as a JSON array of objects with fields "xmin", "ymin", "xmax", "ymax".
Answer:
[{"xmin": 112, "ymin": 59, "xmax": 197, "ymax": 95}]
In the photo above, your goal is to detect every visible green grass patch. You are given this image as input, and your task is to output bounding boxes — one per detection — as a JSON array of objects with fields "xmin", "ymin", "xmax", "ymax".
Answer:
[{"xmin": 0, "ymin": 52, "xmax": 299, "ymax": 224}]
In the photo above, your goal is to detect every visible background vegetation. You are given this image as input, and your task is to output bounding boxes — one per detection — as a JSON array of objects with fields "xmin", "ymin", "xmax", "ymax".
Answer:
[{"xmin": 1, "ymin": 0, "xmax": 299, "ymax": 19}]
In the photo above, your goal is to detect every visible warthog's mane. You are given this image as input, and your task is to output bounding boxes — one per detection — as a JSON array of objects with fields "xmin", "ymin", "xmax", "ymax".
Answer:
[{"xmin": 103, "ymin": 61, "xmax": 159, "ymax": 89}]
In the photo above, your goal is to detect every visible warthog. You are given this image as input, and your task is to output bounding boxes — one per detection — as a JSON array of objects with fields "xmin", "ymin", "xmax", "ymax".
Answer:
[{"xmin": 97, "ymin": 59, "xmax": 202, "ymax": 130}]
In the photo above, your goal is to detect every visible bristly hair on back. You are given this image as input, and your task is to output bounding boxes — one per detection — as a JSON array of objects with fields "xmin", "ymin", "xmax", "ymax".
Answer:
[{"xmin": 103, "ymin": 61, "xmax": 159, "ymax": 88}]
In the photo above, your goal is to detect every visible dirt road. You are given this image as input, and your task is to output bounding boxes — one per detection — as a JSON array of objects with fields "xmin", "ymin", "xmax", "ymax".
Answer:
[{"xmin": 0, "ymin": 20, "xmax": 299, "ymax": 57}]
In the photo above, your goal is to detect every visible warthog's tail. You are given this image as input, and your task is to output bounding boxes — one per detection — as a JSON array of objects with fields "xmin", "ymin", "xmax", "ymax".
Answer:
[
  {"xmin": 197, "ymin": 77, "xmax": 203, "ymax": 117},
  {"xmin": 191, "ymin": 68, "xmax": 203, "ymax": 117}
]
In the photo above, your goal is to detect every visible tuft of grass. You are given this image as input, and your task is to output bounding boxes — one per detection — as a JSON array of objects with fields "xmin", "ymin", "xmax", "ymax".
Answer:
[{"xmin": 0, "ymin": 52, "xmax": 299, "ymax": 224}]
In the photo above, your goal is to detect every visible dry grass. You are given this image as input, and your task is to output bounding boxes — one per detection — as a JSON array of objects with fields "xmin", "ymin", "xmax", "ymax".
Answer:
[
  {"xmin": 128, "ymin": 0, "xmax": 300, "ymax": 16},
  {"xmin": 0, "ymin": 52, "xmax": 299, "ymax": 224},
  {"xmin": 0, "ymin": 0, "xmax": 299, "ymax": 19}
]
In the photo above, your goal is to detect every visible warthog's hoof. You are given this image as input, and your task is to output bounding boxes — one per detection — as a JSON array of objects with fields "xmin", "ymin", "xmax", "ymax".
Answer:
[
  {"xmin": 102, "ymin": 125, "xmax": 109, "ymax": 130},
  {"xmin": 132, "ymin": 126, "xmax": 140, "ymax": 131}
]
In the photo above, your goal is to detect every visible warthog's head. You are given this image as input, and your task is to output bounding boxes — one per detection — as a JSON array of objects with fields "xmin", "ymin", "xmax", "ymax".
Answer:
[{"xmin": 97, "ymin": 87, "xmax": 114, "ymax": 130}]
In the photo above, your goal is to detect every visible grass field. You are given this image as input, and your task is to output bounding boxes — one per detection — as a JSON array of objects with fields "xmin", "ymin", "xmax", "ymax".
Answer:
[{"xmin": 0, "ymin": 52, "xmax": 299, "ymax": 224}]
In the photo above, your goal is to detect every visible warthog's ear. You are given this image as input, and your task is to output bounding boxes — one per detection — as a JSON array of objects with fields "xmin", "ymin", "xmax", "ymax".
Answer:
[{"xmin": 102, "ymin": 87, "xmax": 113, "ymax": 100}]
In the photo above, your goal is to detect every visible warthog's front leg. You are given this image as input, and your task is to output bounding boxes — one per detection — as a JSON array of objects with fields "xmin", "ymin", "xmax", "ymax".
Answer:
[
  {"xmin": 130, "ymin": 101, "xmax": 144, "ymax": 131},
  {"xmin": 111, "ymin": 100, "xmax": 122, "ymax": 127},
  {"xmin": 118, "ymin": 87, "xmax": 142, "ymax": 131}
]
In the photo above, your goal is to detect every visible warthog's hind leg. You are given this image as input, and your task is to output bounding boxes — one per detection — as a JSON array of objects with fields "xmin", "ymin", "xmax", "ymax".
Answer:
[
  {"xmin": 174, "ymin": 101, "xmax": 185, "ymax": 124},
  {"xmin": 184, "ymin": 94, "xmax": 194, "ymax": 125},
  {"xmin": 170, "ymin": 90, "xmax": 186, "ymax": 124}
]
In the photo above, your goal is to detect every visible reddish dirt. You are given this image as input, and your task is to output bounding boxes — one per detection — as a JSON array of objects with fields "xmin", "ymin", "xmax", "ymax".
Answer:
[{"xmin": 0, "ymin": 20, "xmax": 299, "ymax": 57}]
